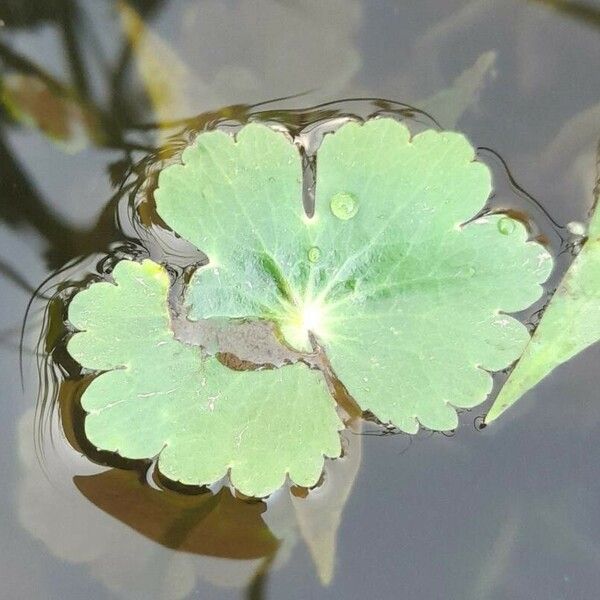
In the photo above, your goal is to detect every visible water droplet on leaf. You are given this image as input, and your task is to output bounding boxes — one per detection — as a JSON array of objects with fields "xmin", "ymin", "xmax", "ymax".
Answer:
[
  {"xmin": 497, "ymin": 217, "xmax": 516, "ymax": 235},
  {"xmin": 330, "ymin": 192, "xmax": 358, "ymax": 220},
  {"xmin": 308, "ymin": 246, "xmax": 321, "ymax": 263}
]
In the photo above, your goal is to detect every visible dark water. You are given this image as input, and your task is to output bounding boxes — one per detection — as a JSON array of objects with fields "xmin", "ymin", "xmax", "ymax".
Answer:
[{"xmin": 2, "ymin": 1, "xmax": 600, "ymax": 599}]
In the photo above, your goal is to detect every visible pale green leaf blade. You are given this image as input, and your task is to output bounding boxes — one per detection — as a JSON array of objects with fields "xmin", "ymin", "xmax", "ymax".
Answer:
[
  {"xmin": 67, "ymin": 259, "xmax": 342, "ymax": 497},
  {"xmin": 486, "ymin": 223, "xmax": 600, "ymax": 424},
  {"xmin": 155, "ymin": 123, "xmax": 307, "ymax": 320},
  {"xmin": 154, "ymin": 119, "xmax": 552, "ymax": 433},
  {"xmin": 312, "ymin": 119, "xmax": 552, "ymax": 432}
]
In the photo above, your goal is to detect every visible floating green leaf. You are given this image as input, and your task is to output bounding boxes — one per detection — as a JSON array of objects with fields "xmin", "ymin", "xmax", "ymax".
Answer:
[
  {"xmin": 67, "ymin": 260, "xmax": 342, "ymax": 497},
  {"xmin": 69, "ymin": 118, "xmax": 552, "ymax": 495},
  {"xmin": 156, "ymin": 118, "xmax": 551, "ymax": 433},
  {"xmin": 486, "ymin": 205, "xmax": 600, "ymax": 423}
]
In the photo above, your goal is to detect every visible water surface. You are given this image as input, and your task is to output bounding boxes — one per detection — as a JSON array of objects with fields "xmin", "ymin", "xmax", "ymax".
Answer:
[{"xmin": 2, "ymin": 1, "xmax": 600, "ymax": 598}]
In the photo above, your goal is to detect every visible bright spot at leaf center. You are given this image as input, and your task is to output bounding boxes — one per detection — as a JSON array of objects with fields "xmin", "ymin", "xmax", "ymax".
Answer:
[
  {"xmin": 279, "ymin": 299, "xmax": 327, "ymax": 351},
  {"xmin": 302, "ymin": 301, "xmax": 322, "ymax": 332}
]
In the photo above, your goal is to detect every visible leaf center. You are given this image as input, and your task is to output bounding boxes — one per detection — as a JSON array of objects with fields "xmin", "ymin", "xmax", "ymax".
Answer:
[{"xmin": 279, "ymin": 297, "xmax": 328, "ymax": 352}]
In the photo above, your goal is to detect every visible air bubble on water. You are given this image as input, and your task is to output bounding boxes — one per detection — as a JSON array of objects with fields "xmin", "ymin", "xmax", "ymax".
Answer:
[
  {"xmin": 330, "ymin": 192, "xmax": 359, "ymax": 220},
  {"xmin": 567, "ymin": 221, "xmax": 586, "ymax": 237},
  {"xmin": 497, "ymin": 217, "xmax": 516, "ymax": 235},
  {"xmin": 308, "ymin": 246, "xmax": 321, "ymax": 263}
]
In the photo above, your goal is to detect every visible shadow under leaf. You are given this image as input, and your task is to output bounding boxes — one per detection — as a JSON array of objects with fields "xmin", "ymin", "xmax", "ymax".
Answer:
[{"xmin": 74, "ymin": 468, "xmax": 280, "ymax": 560}]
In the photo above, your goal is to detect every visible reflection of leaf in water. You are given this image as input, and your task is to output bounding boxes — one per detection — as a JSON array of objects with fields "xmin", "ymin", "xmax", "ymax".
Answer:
[
  {"xmin": 468, "ymin": 489, "xmax": 600, "ymax": 599},
  {"xmin": 117, "ymin": 0, "xmax": 193, "ymax": 131},
  {"xmin": 420, "ymin": 50, "xmax": 497, "ymax": 128},
  {"xmin": 291, "ymin": 422, "xmax": 362, "ymax": 585},
  {"xmin": 410, "ymin": 0, "xmax": 497, "ymax": 90},
  {"xmin": 469, "ymin": 509, "xmax": 520, "ymax": 599},
  {"xmin": 179, "ymin": 0, "xmax": 362, "ymax": 102},
  {"xmin": 538, "ymin": 101, "xmax": 600, "ymax": 209},
  {"xmin": 486, "ymin": 193, "xmax": 600, "ymax": 422},
  {"xmin": 0, "ymin": 73, "xmax": 101, "ymax": 152},
  {"xmin": 117, "ymin": 0, "xmax": 362, "ymax": 125},
  {"xmin": 536, "ymin": 489, "xmax": 600, "ymax": 566},
  {"xmin": 116, "ymin": 0, "xmax": 495, "ymax": 134},
  {"xmin": 498, "ymin": 489, "xmax": 600, "ymax": 597},
  {"xmin": 123, "ymin": 0, "xmax": 496, "ymax": 129},
  {"xmin": 74, "ymin": 469, "xmax": 279, "ymax": 559}
]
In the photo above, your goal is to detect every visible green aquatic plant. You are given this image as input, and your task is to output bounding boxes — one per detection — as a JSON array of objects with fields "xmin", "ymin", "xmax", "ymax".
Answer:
[
  {"xmin": 68, "ymin": 260, "xmax": 342, "ymax": 497},
  {"xmin": 487, "ymin": 201, "xmax": 600, "ymax": 423},
  {"xmin": 67, "ymin": 118, "xmax": 552, "ymax": 496}
]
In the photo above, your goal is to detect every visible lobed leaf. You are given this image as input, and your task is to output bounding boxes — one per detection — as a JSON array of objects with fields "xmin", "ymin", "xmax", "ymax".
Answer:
[
  {"xmin": 68, "ymin": 118, "xmax": 553, "ymax": 495},
  {"xmin": 156, "ymin": 118, "xmax": 551, "ymax": 432},
  {"xmin": 68, "ymin": 260, "xmax": 342, "ymax": 497}
]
